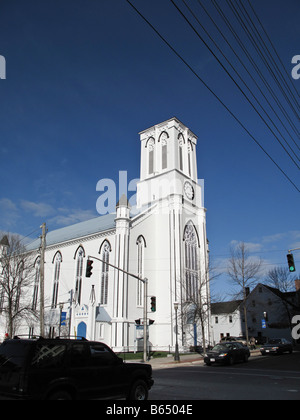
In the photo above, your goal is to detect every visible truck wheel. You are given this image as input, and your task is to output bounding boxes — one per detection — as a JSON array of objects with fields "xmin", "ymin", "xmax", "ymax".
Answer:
[
  {"xmin": 127, "ymin": 379, "xmax": 148, "ymax": 400},
  {"xmin": 48, "ymin": 390, "xmax": 73, "ymax": 400}
]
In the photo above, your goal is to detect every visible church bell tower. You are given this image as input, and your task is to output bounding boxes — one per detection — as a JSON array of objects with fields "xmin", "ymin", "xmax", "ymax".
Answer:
[
  {"xmin": 135, "ymin": 117, "xmax": 210, "ymax": 351},
  {"xmin": 136, "ymin": 116, "xmax": 203, "ymax": 210}
]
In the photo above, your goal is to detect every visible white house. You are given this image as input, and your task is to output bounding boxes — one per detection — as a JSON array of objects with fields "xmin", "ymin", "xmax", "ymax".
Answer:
[
  {"xmin": 0, "ymin": 117, "xmax": 211, "ymax": 353},
  {"xmin": 210, "ymin": 300, "xmax": 243, "ymax": 344},
  {"xmin": 211, "ymin": 283, "xmax": 300, "ymax": 344}
]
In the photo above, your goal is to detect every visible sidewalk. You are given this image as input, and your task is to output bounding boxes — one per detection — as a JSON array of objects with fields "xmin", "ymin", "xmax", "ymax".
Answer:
[
  {"xmin": 140, "ymin": 349, "xmax": 262, "ymax": 370},
  {"xmin": 148, "ymin": 353, "xmax": 204, "ymax": 370}
]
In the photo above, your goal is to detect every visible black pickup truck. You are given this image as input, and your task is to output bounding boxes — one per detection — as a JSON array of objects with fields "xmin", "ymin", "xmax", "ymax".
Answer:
[{"xmin": 0, "ymin": 337, "xmax": 154, "ymax": 400}]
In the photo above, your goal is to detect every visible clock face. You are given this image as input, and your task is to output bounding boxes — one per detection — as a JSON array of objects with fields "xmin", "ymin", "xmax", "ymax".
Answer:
[{"xmin": 183, "ymin": 181, "xmax": 194, "ymax": 200}]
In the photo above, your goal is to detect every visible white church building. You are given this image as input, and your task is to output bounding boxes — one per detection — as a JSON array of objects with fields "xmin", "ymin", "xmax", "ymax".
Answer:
[{"xmin": 1, "ymin": 117, "xmax": 211, "ymax": 353}]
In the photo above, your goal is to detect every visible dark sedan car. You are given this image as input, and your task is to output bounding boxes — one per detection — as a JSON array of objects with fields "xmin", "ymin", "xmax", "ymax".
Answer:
[
  {"xmin": 204, "ymin": 342, "xmax": 250, "ymax": 366},
  {"xmin": 260, "ymin": 338, "xmax": 293, "ymax": 355}
]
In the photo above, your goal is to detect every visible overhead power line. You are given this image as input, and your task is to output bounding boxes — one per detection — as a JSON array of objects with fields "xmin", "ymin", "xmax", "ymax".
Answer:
[
  {"xmin": 210, "ymin": 0, "xmax": 300, "ymax": 143},
  {"xmin": 125, "ymin": 0, "xmax": 300, "ymax": 193},
  {"xmin": 195, "ymin": 0, "xmax": 300, "ymax": 156},
  {"xmin": 226, "ymin": 0, "xmax": 300, "ymax": 120},
  {"xmin": 172, "ymin": 0, "xmax": 300, "ymax": 170},
  {"xmin": 236, "ymin": 0, "xmax": 299, "ymax": 114},
  {"xmin": 246, "ymin": 0, "xmax": 300, "ymax": 106}
]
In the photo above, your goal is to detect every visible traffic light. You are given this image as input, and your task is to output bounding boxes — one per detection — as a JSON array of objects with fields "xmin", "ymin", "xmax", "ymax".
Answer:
[
  {"xmin": 287, "ymin": 253, "xmax": 296, "ymax": 272},
  {"xmin": 150, "ymin": 296, "xmax": 156, "ymax": 312},
  {"xmin": 85, "ymin": 259, "xmax": 94, "ymax": 277}
]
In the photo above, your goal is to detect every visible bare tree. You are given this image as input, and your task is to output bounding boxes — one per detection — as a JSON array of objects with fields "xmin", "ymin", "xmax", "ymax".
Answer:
[
  {"xmin": 265, "ymin": 266, "xmax": 296, "ymax": 293},
  {"xmin": 265, "ymin": 266, "xmax": 298, "ymax": 334},
  {"xmin": 227, "ymin": 242, "xmax": 262, "ymax": 345},
  {"xmin": 179, "ymin": 260, "xmax": 219, "ymax": 353},
  {"xmin": 0, "ymin": 234, "xmax": 37, "ymax": 337}
]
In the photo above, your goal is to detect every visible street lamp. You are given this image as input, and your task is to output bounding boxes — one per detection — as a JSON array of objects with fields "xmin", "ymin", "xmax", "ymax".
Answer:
[{"xmin": 174, "ymin": 301, "xmax": 180, "ymax": 362}]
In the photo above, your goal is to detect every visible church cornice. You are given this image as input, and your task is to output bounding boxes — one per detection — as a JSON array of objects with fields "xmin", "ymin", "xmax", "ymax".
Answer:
[{"xmin": 139, "ymin": 117, "xmax": 198, "ymax": 142}]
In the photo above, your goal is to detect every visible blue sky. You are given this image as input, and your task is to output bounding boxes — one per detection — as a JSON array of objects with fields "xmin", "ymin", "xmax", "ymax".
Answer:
[{"xmin": 0, "ymin": 0, "xmax": 299, "ymax": 297}]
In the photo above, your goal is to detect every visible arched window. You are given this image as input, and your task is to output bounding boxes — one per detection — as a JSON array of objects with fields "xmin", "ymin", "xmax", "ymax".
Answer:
[
  {"xmin": 99, "ymin": 240, "xmax": 111, "ymax": 305},
  {"xmin": 188, "ymin": 140, "xmax": 193, "ymax": 178},
  {"xmin": 32, "ymin": 257, "xmax": 40, "ymax": 311},
  {"xmin": 52, "ymin": 252, "xmax": 62, "ymax": 309},
  {"xmin": 160, "ymin": 131, "xmax": 168, "ymax": 170},
  {"xmin": 136, "ymin": 236, "xmax": 146, "ymax": 306},
  {"xmin": 183, "ymin": 222, "xmax": 199, "ymax": 301},
  {"xmin": 147, "ymin": 137, "xmax": 155, "ymax": 175},
  {"xmin": 178, "ymin": 134, "xmax": 184, "ymax": 172},
  {"xmin": 74, "ymin": 246, "xmax": 84, "ymax": 305}
]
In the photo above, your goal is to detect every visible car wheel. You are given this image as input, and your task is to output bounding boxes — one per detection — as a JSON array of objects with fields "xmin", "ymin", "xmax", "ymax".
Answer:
[
  {"xmin": 244, "ymin": 354, "xmax": 249, "ymax": 363},
  {"xmin": 228, "ymin": 356, "xmax": 234, "ymax": 366},
  {"xmin": 127, "ymin": 379, "xmax": 148, "ymax": 401},
  {"xmin": 48, "ymin": 390, "xmax": 73, "ymax": 400}
]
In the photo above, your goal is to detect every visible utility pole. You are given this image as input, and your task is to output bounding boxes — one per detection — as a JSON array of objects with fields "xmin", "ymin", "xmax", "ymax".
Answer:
[
  {"xmin": 39, "ymin": 223, "xmax": 46, "ymax": 337},
  {"xmin": 143, "ymin": 277, "xmax": 148, "ymax": 362}
]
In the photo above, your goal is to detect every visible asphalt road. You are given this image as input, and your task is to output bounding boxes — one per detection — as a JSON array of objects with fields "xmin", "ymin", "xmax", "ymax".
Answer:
[{"xmin": 148, "ymin": 352, "xmax": 300, "ymax": 400}]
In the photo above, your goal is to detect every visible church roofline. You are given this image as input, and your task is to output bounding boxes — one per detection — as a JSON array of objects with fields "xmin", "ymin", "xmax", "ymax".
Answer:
[{"xmin": 25, "ymin": 213, "xmax": 116, "ymax": 252}]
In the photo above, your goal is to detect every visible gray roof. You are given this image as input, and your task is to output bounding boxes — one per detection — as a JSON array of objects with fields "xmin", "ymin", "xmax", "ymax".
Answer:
[
  {"xmin": 26, "ymin": 213, "xmax": 116, "ymax": 251},
  {"xmin": 211, "ymin": 300, "xmax": 243, "ymax": 315}
]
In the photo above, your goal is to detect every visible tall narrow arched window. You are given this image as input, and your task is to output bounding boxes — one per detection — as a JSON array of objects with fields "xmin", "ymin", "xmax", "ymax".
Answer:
[
  {"xmin": 162, "ymin": 141, "xmax": 167, "ymax": 170},
  {"xmin": 147, "ymin": 137, "xmax": 155, "ymax": 175},
  {"xmin": 75, "ymin": 247, "xmax": 84, "ymax": 305},
  {"xmin": 188, "ymin": 140, "xmax": 193, "ymax": 178},
  {"xmin": 32, "ymin": 257, "xmax": 40, "ymax": 311},
  {"xmin": 99, "ymin": 240, "xmax": 111, "ymax": 305},
  {"xmin": 183, "ymin": 222, "xmax": 199, "ymax": 301},
  {"xmin": 52, "ymin": 252, "xmax": 62, "ymax": 309},
  {"xmin": 178, "ymin": 134, "xmax": 184, "ymax": 172},
  {"xmin": 136, "ymin": 236, "xmax": 146, "ymax": 306},
  {"xmin": 160, "ymin": 131, "xmax": 168, "ymax": 170}
]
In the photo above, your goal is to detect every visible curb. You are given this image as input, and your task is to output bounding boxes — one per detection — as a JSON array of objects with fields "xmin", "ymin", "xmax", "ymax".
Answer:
[
  {"xmin": 125, "ymin": 349, "xmax": 262, "ymax": 370},
  {"xmin": 149, "ymin": 349, "xmax": 262, "ymax": 370}
]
